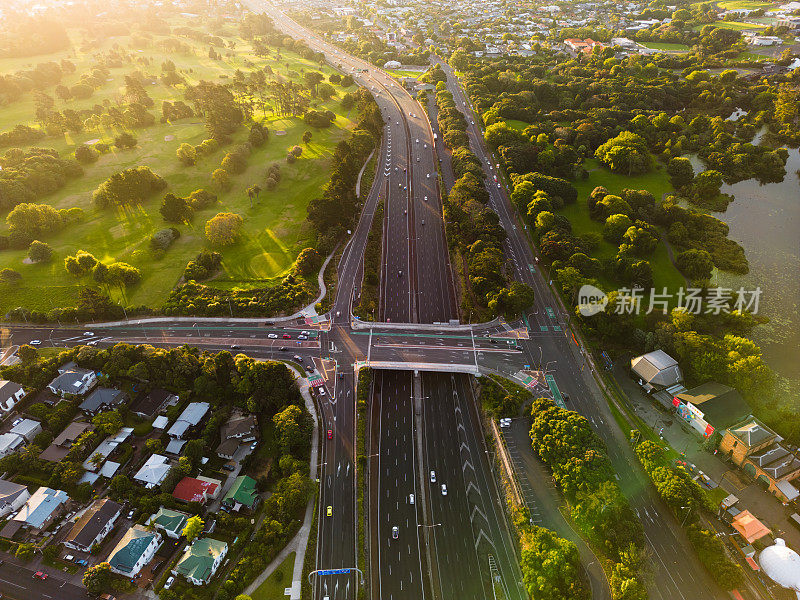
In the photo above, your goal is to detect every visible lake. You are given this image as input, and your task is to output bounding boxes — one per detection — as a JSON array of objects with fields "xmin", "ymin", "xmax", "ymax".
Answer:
[{"xmin": 687, "ymin": 145, "xmax": 800, "ymax": 379}]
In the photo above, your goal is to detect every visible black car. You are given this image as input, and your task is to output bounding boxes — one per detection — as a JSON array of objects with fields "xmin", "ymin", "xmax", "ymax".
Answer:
[{"xmin": 279, "ymin": 346, "xmax": 288, "ymax": 351}]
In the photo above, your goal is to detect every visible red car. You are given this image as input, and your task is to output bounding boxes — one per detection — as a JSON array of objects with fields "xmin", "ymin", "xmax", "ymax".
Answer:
[
  {"xmin": 33, "ymin": 571, "xmax": 48, "ymax": 580},
  {"xmin": 327, "ymin": 429, "xmax": 333, "ymax": 439},
  {"xmin": 282, "ymin": 333, "xmax": 291, "ymax": 339}
]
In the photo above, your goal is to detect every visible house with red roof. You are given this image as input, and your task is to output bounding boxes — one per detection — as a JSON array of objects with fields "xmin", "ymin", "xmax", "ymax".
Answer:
[{"xmin": 172, "ymin": 476, "xmax": 222, "ymax": 504}]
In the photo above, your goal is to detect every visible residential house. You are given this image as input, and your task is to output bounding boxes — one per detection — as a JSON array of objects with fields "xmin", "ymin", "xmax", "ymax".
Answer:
[
  {"xmin": 564, "ymin": 38, "xmax": 605, "ymax": 53},
  {"xmin": 107, "ymin": 525, "xmax": 162, "ymax": 577},
  {"xmin": 64, "ymin": 498, "xmax": 121, "ymax": 552},
  {"xmin": 48, "ymin": 362, "xmax": 97, "ymax": 397},
  {"xmin": 11, "ymin": 487, "xmax": 69, "ymax": 532},
  {"xmin": 82, "ymin": 428, "xmax": 134, "ymax": 472},
  {"xmin": 9, "ymin": 419, "xmax": 41, "ymax": 443},
  {"xmin": 148, "ymin": 507, "xmax": 188, "ymax": 539},
  {"xmin": 222, "ymin": 476, "xmax": 259, "ymax": 511},
  {"xmin": 721, "ymin": 417, "xmax": 800, "ymax": 502},
  {"xmin": 0, "ymin": 380, "xmax": 25, "ymax": 412},
  {"xmin": 130, "ymin": 388, "xmax": 177, "ymax": 419},
  {"xmin": 152, "ymin": 415, "xmax": 170, "ymax": 430},
  {"xmin": 40, "ymin": 422, "xmax": 94, "ymax": 462},
  {"xmin": 133, "ymin": 454, "xmax": 171, "ymax": 489},
  {"xmin": 673, "ymin": 382, "xmax": 750, "ymax": 438},
  {"xmin": 167, "ymin": 402, "xmax": 210, "ymax": 439},
  {"xmin": 0, "ymin": 433, "xmax": 25, "ymax": 457},
  {"xmin": 165, "ymin": 439, "xmax": 186, "ymax": 455},
  {"xmin": 172, "ymin": 476, "xmax": 222, "ymax": 505},
  {"xmin": 79, "ymin": 388, "xmax": 128, "ymax": 416},
  {"xmin": 173, "ymin": 538, "xmax": 228, "ymax": 585},
  {"xmin": 0, "ymin": 479, "xmax": 30, "ymax": 518},
  {"xmin": 216, "ymin": 413, "xmax": 258, "ymax": 459}
]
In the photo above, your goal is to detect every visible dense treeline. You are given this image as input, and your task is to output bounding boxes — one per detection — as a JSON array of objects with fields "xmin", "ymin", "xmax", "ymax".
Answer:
[
  {"xmin": 435, "ymin": 83, "xmax": 535, "ymax": 318},
  {"xmin": 529, "ymin": 397, "xmax": 647, "ymax": 599},
  {"xmin": 306, "ymin": 87, "xmax": 382, "ymax": 252}
]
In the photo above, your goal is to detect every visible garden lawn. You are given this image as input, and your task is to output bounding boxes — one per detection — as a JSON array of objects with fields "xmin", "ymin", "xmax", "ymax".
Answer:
[
  {"xmin": 251, "ymin": 551, "xmax": 296, "ymax": 600},
  {"xmin": 559, "ymin": 159, "xmax": 685, "ymax": 294},
  {"xmin": 641, "ymin": 42, "xmax": 691, "ymax": 52},
  {"xmin": 0, "ymin": 22, "xmax": 358, "ymax": 314}
]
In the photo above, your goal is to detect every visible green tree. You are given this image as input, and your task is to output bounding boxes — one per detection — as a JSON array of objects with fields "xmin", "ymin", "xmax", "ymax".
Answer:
[
  {"xmin": 295, "ymin": 247, "xmax": 321, "ymax": 275},
  {"xmin": 667, "ymin": 157, "xmax": 694, "ymax": 188},
  {"xmin": 83, "ymin": 562, "xmax": 112, "ymax": 595},
  {"xmin": 205, "ymin": 212, "xmax": 243, "ymax": 245},
  {"xmin": 182, "ymin": 515, "xmax": 204, "ymax": 542},
  {"xmin": 594, "ymin": 131, "xmax": 653, "ymax": 175},
  {"xmin": 160, "ymin": 193, "xmax": 193, "ymax": 223},
  {"xmin": 28, "ymin": 240, "xmax": 53, "ymax": 263},
  {"xmin": 273, "ymin": 404, "xmax": 312, "ymax": 457},
  {"xmin": 176, "ymin": 143, "xmax": 197, "ymax": 166},
  {"xmin": 676, "ymin": 249, "xmax": 714, "ymax": 281}
]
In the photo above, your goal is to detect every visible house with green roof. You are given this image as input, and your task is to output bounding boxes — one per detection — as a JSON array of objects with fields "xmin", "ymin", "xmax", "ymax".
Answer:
[
  {"xmin": 173, "ymin": 537, "xmax": 228, "ymax": 585},
  {"xmin": 222, "ymin": 475, "xmax": 259, "ymax": 511},
  {"xmin": 148, "ymin": 507, "xmax": 189, "ymax": 539},
  {"xmin": 107, "ymin": 525, "xmax": 161, "ymax": 577}
]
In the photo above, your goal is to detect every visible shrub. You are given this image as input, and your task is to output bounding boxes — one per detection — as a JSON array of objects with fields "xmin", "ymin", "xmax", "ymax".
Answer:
[
  {"xmin": 196, "ymin": 138, "xmax": 219, "ymax": 156},
  {"xmin": 150, "ymin": 228, "xmax": 180, "ymax": 250},
  {"xmin": 187, "ymin": 188, "xmax": 218, "ymax": 210},
  {"xmin": 0, "ymin": 268, "xmax": 22, "ymax": 283},
  {"xmin": 113, "ymin": 132, "xmax": 138, "ymax": 149}
]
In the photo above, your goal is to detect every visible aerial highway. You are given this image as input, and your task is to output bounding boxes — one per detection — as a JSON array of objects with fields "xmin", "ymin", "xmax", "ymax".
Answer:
[{"xmin": 0, "ymin": 8, "xmax": 729, "ymax": 600}]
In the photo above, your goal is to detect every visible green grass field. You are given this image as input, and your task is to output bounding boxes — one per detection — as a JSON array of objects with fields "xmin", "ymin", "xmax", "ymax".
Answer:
[
  {"xmin": 711, "ymin": 20, "xmax": 767, "ymax": 30},
  {"xmin": 0, "ymin": 22, "xmax": 358, "ymax": 314},
  {"xmin": 641, "ymin": 42, "xmax": 691, "ymax": 52},
  {"xmin": 251, "ymin": 551, "xmax": 295, "ymax": 600},
  {"xmin": 502, "ymin": 119, "xmax": 531, "ymax": 131},
  {"xmin": 736, "ymin": 51, "xmax": 769, "ymax": 62},
  {"xmin": 717, "ymin": 0, "xmax": 774, "ymax": 9},
  {"xmin": 559, "ymin": 159, "xmax": 686, "ymax": 294},
  {"xmin": 386, "ymin": 68, "xmax": 428, "ymax": 79}
]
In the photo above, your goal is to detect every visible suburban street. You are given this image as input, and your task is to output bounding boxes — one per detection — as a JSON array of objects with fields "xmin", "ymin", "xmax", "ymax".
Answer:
[{"xmin": 0, "ymin": 558, "xmax": 87, "ymax": 600}]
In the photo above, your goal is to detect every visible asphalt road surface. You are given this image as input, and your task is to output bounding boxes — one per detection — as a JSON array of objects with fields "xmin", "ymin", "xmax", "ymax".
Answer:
[{"xmin": 0, "ymin": 559, "xmax": 86, "ymax": 600}]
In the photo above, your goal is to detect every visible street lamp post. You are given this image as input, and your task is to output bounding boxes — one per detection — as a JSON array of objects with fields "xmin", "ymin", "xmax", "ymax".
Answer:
[{"xmin": 681, "ymin": 505, "xmax": 692, "ymax": 527}]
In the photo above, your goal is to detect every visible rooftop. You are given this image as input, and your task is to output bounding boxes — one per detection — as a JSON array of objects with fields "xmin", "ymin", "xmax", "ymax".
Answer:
[
  {"xmin": 174, "ymin": 537, "xmax": 227, "ymax": 583},
  {"xmin": 108, "ymin": 525, "xmax": 159, "ymax": 574}
]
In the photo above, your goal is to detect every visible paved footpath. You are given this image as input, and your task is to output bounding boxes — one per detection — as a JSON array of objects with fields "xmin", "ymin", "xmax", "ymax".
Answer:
[{"xmin": 245, "ymin": 376, "xmax": 319, "ymax": 599}]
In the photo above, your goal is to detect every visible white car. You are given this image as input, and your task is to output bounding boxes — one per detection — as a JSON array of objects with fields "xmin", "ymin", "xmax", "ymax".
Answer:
[
  {"xmin": 298, "ymin": 335, "xmax": 308, "ymax": 340},
  {"xmin": 424, "ymin": 144, "xmax": 427, "ymax": 148},
  {"xmin": 426, "ymin": 173, "xmax": 430, "ymax": 178},
  {"xmin": 318, "ymin": 387, "xmax": 326, "ymax": 397},
  {"xmin": 441, "ymin": 484, "xmax": 448, "ymax": 496},
  {"xmin": 83, "ymin": 331, "xmax": 93, "ymax": 337},
  {"xmin": 409, "ymin": 494, "xmax": 415, "ymax": 505},
  {"xmin": 430, "ymin": 470, "xmax": 436, "ymax": 483},
  {"xmin": 29, "ymin": 340, "xmax": 41, "ymax": 345},
  {"xmin": 268, "ymin": 333, "xmax": 278, "ymax": 339},
  {"xmin": 424, "ymin": 196, "xmax": 428, "ymax": 202},
  {"xmin": 415, "ymin": 138, "xmax": 419, "ymax": 143},
  {"xmin": 165, "ymin": 576, "xmax": 175, "ymax": 589}
]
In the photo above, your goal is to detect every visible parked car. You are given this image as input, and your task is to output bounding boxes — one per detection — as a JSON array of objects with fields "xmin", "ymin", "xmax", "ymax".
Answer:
[
  {"xmin": 164, "ymin": 576, "xmax": 175, "ymax": 589},
  {"xmin": 222, "ymin": 464, "xmax": 236, "ymax": 472},
  {"xmin": 76, "ymin": 559, "xmax": 88, "ymax": 566}
]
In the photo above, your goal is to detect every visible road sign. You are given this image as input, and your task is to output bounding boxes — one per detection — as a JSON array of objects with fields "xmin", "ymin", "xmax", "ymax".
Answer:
[{"xmin": 318, "ymin": 568, "xmax": 351, "ymax": 575}]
